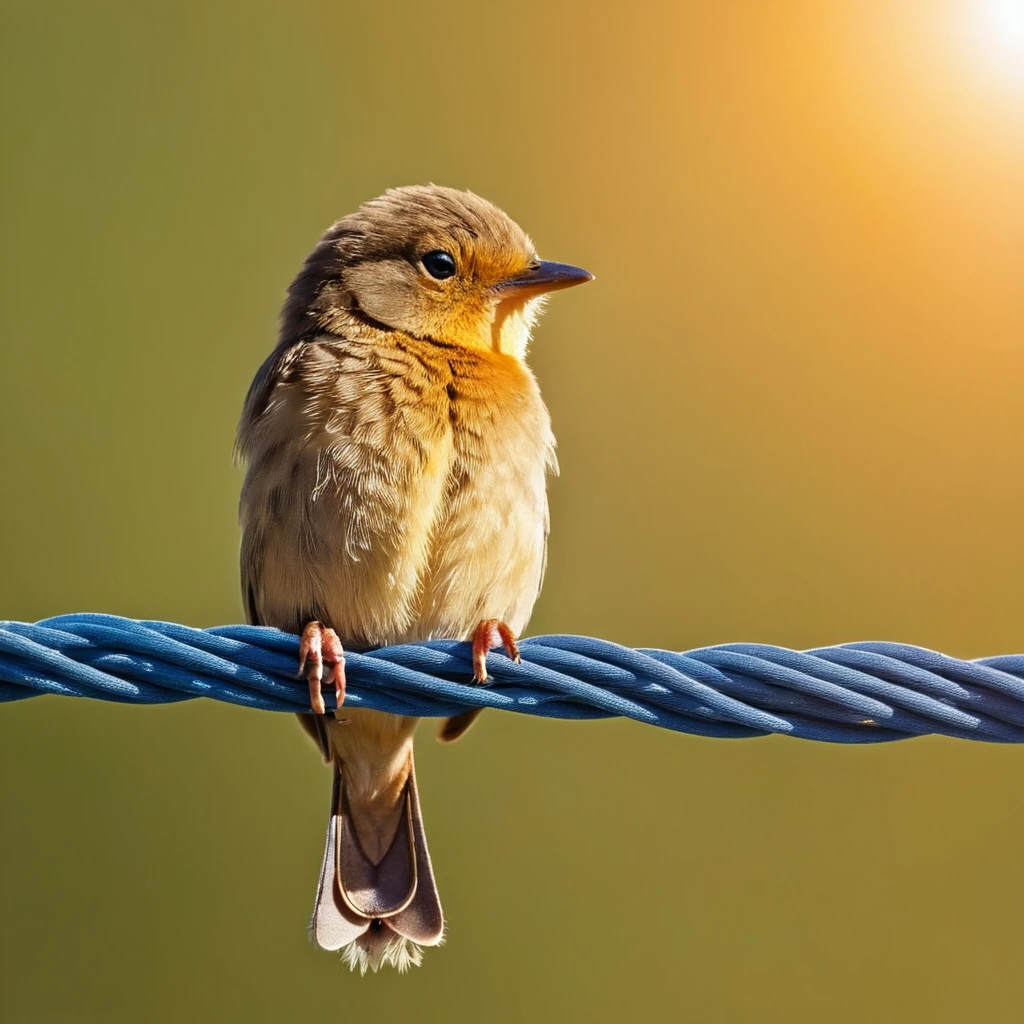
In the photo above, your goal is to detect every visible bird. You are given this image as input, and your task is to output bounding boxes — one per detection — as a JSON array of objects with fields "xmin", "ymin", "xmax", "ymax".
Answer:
[{"xmin": 235, "ymin": 185, "xmax": 592, "ymax": 973}]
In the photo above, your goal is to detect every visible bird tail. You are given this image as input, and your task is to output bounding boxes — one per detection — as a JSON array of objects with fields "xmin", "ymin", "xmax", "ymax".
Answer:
[{"xmin": 309, "ymin": 747, "xmax": 444, "ymax": 973}]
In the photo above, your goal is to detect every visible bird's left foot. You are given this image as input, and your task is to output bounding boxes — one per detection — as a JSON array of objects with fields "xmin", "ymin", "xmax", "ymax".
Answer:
[
  {"xmin": 298, "ymin": 620, "xmax": 346, "ymax": 717},
  {"xmin": 437, "ymin": 619, "xmax": 519, "ymax": 744},
  {"xmin": 471, "ymin": 618, "xmax": 521, "ymax": 683}
]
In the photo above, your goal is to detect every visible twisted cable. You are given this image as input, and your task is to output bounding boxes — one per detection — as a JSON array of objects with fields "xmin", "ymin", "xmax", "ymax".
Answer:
[{"xmin": 1, "ymin": 614, "xmax": 1022, "ymax": 743}]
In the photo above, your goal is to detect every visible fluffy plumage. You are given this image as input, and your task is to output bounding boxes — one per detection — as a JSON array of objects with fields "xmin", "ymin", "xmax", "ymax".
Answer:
[{"xmin": 236, "ymin": 185, "xmax": 590, "ymax": 971}]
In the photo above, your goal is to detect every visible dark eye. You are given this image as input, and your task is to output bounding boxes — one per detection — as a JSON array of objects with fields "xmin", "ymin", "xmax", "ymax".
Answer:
[{"xmin": 421, "ymin": 250, "xmax": 457, "ymax": 280}]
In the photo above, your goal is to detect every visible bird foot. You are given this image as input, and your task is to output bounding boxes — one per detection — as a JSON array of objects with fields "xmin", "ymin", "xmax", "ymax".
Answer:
[
  {"xmin": 298, "ymin": 621, "xmax": 347, "ymax": 718},
  {"xmin": 471, "ymin": 618, "xmax": 521, "ymax": 683}
]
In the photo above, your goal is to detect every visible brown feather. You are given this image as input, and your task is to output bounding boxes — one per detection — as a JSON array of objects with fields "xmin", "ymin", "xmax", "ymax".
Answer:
[{"xmin": 237, "ymin": 185, "xmax": 589, "ymax": 971}]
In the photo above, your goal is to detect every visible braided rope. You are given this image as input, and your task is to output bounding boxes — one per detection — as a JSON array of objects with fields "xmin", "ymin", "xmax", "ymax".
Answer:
[{"xmin": 1, "ymin": 614, "xmax": 1022, "ymax": 743}]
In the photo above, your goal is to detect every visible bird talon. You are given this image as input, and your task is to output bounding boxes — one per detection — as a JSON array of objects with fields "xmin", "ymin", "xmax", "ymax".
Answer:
[
  {"xmin": 471, "ymin": 618, "xmax": 521, "ymax": 684},
  {"xmin": 298, "ymin": 621, "xmax": 346, "ymax": 717}
]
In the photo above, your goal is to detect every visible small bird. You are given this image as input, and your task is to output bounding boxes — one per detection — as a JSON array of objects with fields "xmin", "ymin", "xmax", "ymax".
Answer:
[{"xmin": 236, "ymin": 185, "xmax": 591, "ymax": 973}]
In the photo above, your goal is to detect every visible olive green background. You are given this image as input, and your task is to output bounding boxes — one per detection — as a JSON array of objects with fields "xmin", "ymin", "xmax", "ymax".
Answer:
[{"xmin": 2, "ymin": 2, "xmax": 1022, "ymax": 1022}]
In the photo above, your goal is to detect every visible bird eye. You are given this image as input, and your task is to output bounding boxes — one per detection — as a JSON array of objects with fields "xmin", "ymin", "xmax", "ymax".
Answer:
[{"xmin": 421, "ymin": 250, "xmax": 457, "ymax": 280}]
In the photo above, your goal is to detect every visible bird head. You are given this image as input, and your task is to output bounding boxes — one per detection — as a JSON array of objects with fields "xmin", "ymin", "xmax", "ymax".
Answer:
[{"xmin": 282, "ymin": 185, "xmax": 592, "ymax": 358}]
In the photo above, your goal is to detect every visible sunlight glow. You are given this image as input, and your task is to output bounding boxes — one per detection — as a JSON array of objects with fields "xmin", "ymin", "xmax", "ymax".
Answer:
[{"xmin": 968, "ymin": 0, "xmax": 1024, "ymax": 88}]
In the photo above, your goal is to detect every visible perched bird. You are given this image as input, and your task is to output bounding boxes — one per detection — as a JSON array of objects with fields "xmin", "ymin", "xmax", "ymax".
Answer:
[{"xmin": 236, "ymin": 185, "xmax": 592, "ymax": 973}]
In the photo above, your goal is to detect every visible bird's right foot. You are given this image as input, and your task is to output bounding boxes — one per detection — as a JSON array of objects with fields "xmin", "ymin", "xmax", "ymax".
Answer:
[
  {"xmin": 298, "ymin": 621, "xmax": 346, "ymax": 717},
  {"xmin": 471, "ymin": 618, "xmax": 521, "ymax": 683}
]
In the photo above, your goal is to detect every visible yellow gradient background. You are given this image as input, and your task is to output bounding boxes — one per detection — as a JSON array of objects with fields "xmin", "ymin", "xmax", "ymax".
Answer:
[{"xmin": 1, "ymin": 2, "xmax": 1022, "ymax": 1021}]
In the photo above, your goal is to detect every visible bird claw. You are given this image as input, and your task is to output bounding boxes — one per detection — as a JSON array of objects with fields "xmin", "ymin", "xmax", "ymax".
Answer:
[
  {"xmin": 471, "ymin": 618, "xmax": 521, "ymax": 683},
  {"xmin": 298, "ymin": 621, "xmax": 347, "ymax": 718}
]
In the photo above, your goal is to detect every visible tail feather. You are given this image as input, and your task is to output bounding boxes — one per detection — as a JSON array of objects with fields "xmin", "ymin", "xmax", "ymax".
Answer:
[
  {"xmin": 310, "ymin": 751, "xmax": 444, "ymax": 970},
  {"xmin": 386, "ymin": 768, "xmax": 444, "ymax": 945},
  {"xmin": 337, "ymin": 780, "xmax": 417, "ymax": 918},
  {"xmin": 310, "ymin": 772, "xmax": 375, "ymax": 951}
]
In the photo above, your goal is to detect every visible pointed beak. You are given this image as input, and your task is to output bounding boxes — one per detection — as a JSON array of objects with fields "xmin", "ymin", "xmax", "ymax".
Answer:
[{"xmin": 496, "ymin": 260, "xmax": 594, "ymax": 300}]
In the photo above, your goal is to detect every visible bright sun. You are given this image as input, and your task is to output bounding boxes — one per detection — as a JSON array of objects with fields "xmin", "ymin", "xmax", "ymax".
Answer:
[{"xmin": 968, "ymin": 0, "xmax": 1024, "ymax": 87}]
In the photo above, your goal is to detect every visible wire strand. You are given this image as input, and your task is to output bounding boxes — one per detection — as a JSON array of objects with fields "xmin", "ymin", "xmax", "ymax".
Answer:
[{"xmin": 2, "ymin": 614, "xmax": 1022, "ymax": 743}]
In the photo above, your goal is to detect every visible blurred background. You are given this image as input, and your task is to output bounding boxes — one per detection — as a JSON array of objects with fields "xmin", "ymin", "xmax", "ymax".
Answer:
[{"xmin": 1, "ymin": 1, "xmax": 1022, "ymax": 1021}]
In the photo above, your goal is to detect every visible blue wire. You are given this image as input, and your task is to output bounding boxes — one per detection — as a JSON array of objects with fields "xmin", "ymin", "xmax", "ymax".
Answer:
[{"xmin": 1, "ymin": 613, "xmax": 1022, "ymax": 743}]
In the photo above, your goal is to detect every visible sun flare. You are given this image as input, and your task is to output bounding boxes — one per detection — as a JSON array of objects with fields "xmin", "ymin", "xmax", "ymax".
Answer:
[{"xmin": 968, "ymin": 0, "xmax": 1024, "ymax": 88}]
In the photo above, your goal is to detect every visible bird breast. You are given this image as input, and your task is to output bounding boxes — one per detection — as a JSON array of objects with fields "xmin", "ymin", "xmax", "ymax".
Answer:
[{"xmin": 239, "ymin": 333, "xmax": 556, "ymax": 648}]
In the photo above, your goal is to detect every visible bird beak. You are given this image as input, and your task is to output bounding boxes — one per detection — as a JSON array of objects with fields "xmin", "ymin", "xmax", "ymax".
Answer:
[{"xmin": 496, "ymin": 260, "xmax": 594, "ymax": 300}]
